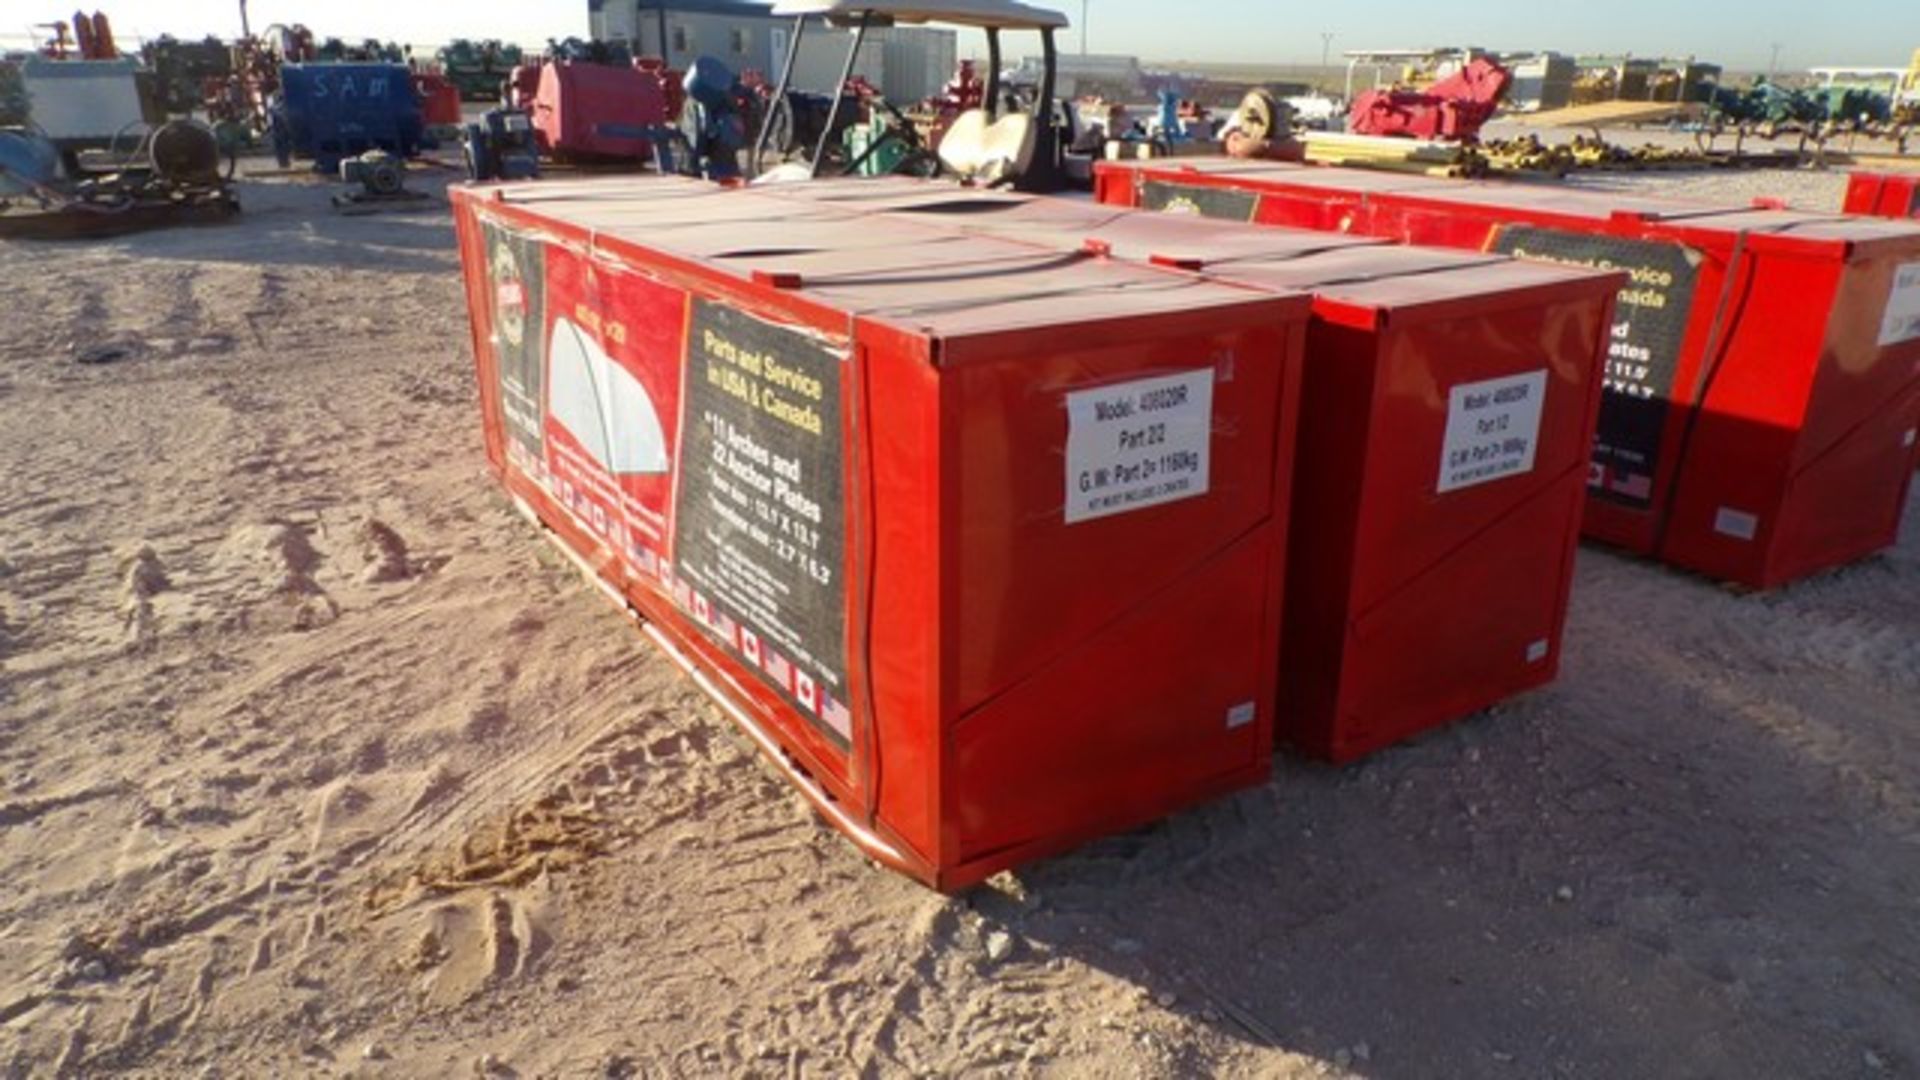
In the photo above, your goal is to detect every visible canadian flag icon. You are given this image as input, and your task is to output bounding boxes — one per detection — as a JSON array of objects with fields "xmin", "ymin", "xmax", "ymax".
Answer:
[
  {"xmin": 794, "ymin": 671, "xmax": 819, "ymax": 714},
  {"xmin": 740, "ymin": 628, "xmax": 762, "ymax": 665},
  {"xmin": 692, "ymin": 593, "xmax": 712, "ymax": 626}
]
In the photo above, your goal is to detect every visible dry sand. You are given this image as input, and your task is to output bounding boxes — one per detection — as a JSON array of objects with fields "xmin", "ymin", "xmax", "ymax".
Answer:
[{"xmin": 0, "ymin": 166, "xmax": 1916, "ymax": 1079}]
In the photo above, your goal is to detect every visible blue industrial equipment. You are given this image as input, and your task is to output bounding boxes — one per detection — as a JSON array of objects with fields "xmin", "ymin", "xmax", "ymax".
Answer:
[
  {"xmin": 677, "ymin": 56, "xmax": 750, "ymax": 180},
  {"xmin": 272, "ymin": 63, "xmax": 424, "ymax": 172},
  {"xmin": 462, "ymin": 108, "xmax": 541, "ymax": 182}
]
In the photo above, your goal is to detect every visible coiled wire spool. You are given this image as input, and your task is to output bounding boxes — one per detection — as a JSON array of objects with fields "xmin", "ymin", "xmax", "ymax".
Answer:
[{"xmin": 149, "ymin": 120, "xmax": 221, "ymax": 186}]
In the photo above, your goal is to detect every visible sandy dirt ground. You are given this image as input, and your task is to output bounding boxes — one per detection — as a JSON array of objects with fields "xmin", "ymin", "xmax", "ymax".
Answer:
[{"xmin": 1, "ymin": 166, "xmax": 1917, "ymax": 1079}]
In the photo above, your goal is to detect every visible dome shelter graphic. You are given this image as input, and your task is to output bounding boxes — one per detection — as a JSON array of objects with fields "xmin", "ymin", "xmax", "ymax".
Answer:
[{"xmin": 545, "ymin": 316, "xmax": 670, "ymax": 476}]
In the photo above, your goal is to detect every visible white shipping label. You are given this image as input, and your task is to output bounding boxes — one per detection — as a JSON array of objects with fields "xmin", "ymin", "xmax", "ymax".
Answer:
[
  {"xmin": 1065, "ymin": 369, "xmax": 1214, "ymax": 524},
  {"xmin": 1881, "ymin": 261, "xmax": 1920, "ymax": 347},
  {"xmin": 1437, "ymin": 370, "xmax": 1548, "ymax": 493},
  {"xmin": 1714, "ymin": 507, "xmax": 1759, "ymax": 542},
  {"xmin": 1225, "ymin": 701, "xmax": 1257, "ymax": 729}
]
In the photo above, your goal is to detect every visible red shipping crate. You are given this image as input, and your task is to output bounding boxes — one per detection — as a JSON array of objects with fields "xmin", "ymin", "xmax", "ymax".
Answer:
[
  {"xmin": 1216, "ymin": 248, "xmax": 1617, "ymax": 760},
  {"xmin": 450, "ymin": 178, "xmax": 1312, "ymax": 888},
  {"xmin": 753, "ymin": 179, "xmax": 1621, "ymax": 761},
  {"xmin": 1845, "ymin": 171, "xmax": 1920, "ymax": 221},
  {"xmin": 1097, "ymin": 159, "xmax": 1920, "ymax": 588}
]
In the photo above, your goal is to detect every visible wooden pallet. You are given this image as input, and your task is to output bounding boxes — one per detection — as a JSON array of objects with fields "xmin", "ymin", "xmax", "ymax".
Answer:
[{"xmin": 1508, "ymin": 101, "xmax": 1701, "ymax": 129}]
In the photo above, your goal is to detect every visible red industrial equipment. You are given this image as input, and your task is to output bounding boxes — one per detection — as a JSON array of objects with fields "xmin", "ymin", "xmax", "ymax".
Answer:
[
  {"xmin": 528, "ymin": 61, "xmax": 672, "ymax": 161},
  {"xmin": 521, "ymin": 60, "xmax": 675, "ymax": 161},
  {"xmin": 35, "ymin": 21, "xmax": 72, "ymax": 60},
  {"xmin": 1348, "ymin": 56, "xmax": 1510, "ymax": 141},
  {"xmin": 1845, "ymin": 171, "xmax": 1920, "ymax": 221},
  {"xmin": 941, "ymin": 59, "xmax": 985, "ymax": 113},
  {"xmin": 450, "ymin": 177, "xmax": 1313, "ymax": 888},
  {"xmin": 34, "ymin": 10, "xmax": 114, "ymax": 60},
  {"xmin": 634, "ymin": 57, "xmax": 686, "ymax": 124},
  {"xmin": 413, "ymin": 72, "xmax": 462, "ymax": 127},
  {"xmin": 69, "ymin": 10, "xmax": 117, "ymax": 60},
  {"xmin": 1096, "ymin": 158, "xmax": 1920, "ymax": 589},
  {"xmin": 753, "ymin": 179, "xmax": 1620, "ymax": 762}
]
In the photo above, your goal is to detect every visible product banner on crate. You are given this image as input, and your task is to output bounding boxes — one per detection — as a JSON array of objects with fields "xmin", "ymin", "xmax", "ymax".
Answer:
[
  {"xmin": 671, "ymin": 298, "xmax": 853, "ymax": 746},
  {"xmin": 478, "ymin": 222, "xmax": 691, "ymax": 582},
  {"xmin": 481, "ymin": 221, "xmax": 549, "ymax": 463},
  {"xmin": 1488, "ymin": 226, "xmax": 1702, "ymax": 510},
  {"xmin": 1141, "ymin": 180, "xmax": 1258, "ymax": 223}
]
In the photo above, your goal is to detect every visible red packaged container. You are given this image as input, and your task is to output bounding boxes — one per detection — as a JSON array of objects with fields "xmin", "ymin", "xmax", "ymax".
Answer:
[
  {"xmin": 450, "ymin": 178, "xmax": 1312, "ymax": 888},
  {"xmin": 1098, "ymin": 159, "xmax": 1920, "ymax": 588},
  {"xmin": 758, "ymin": 180, "xmax": 1620, "ymax": 761},
  {"xmin": 1093, "ymin": 157, "xmax": 1429, "ymax": 233},
  {"xmin": 1845, "ymin": 171, "xmax": 1920, "ymax": 221},
  {"xmin": 1213, "ymin": 248, "xmax": 1617, "ymax": 760}
]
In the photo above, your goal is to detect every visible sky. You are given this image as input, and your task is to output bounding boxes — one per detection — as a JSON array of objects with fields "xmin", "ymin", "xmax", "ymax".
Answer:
[{"xmin": 3, "ymin": 0, "xmax": 1917, "ymax": 71}]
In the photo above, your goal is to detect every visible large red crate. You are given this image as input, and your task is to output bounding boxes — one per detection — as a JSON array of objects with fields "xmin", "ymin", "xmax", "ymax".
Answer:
[
  {"xmin": 450, "ymin": 178, "xmax": 1312, "ymax": 888},
  {"xmin": 753, "ymin": 180, "xmax": 1621, "ymax": 761},
  {"xmin": 1845, "ymin": 171, "xmax": 1920, "ymax": 221},
  {"xmin": 1098, "ymin": 159, "xmax": 1920, "ymax": 588}
]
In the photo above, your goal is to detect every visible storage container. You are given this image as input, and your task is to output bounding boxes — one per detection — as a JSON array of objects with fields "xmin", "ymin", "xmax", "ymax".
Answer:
[
  {"xmin": 451, "ymin": 177, "xmax": 1312, "ymax": 886},
  {"xmin": 1098, "ymin": 159, "xmax": 1920, "ymax": 588}
]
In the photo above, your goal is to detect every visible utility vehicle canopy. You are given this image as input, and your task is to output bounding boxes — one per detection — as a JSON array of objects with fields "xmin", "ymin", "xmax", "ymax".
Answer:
[
  {"xmin": 755, "ymin": 0, "xmax": 1072, "ymax": 191},
  {"xmin": 768, "ymin": 0, "xmax": 1069, "ymax": 31}
]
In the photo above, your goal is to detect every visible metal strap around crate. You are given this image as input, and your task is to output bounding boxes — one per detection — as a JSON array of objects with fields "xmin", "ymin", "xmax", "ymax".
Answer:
[
  {"xmin": 1266, "ymin": 255, "xmax": 1518, "ymax": 290},
  {"xmin": 846, "ymin": 338, "xmax": 885, "ymax": 833},
  {"xmin": 1650, "ymin": 228, "xmax": 1755, "ymax": 553}
]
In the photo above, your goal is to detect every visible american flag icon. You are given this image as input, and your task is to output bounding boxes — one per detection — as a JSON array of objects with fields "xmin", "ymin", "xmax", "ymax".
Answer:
[
  {"xmin": 823, "ymin": 695, "xmax": 853, "ymax": 740},
  {"xmin": 1611, "ymin": 472, "xmax": 1653, "ymax": 500},
  {"xmin": 765, "ymin": 649, "xmax": 792, "ymax": 687}
]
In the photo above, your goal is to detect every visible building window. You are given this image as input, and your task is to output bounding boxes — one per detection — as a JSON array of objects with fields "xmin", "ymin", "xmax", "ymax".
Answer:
[
  {"xmin": 671, "ymin": 24, "xmax": 689, "ymax": 54},
  {"xmin": 730, "ymin": 28, "xmax": 747, "ymax": 55}
]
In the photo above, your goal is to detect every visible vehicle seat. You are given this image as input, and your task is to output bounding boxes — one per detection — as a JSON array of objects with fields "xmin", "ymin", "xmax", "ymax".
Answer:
[
  {"xmin": 939, "ymin": 108, "xmax": 1037, "ymax": 186},
  {"xmin": 938, "ymin": 108, "xmax": 990, "ymax": 177},
  {"xmin": 976, "ymin": 111, "xmax": 1036, "ymax": 186}
]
